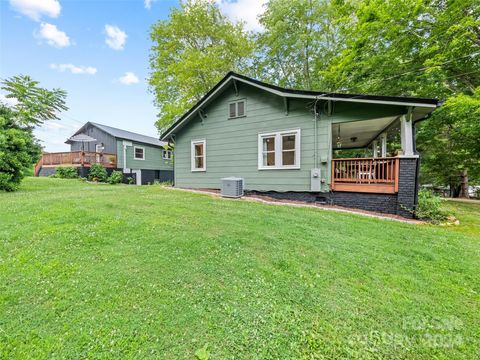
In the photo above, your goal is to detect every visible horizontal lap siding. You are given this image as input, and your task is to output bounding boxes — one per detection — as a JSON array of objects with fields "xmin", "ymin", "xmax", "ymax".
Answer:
[
  {"xmin": 116, "ymin": 140, "xmax": 173, "ymax": 171},
  {"xmin": 174, "ymin": 85, "xmax": 331, "ymax": 192}
]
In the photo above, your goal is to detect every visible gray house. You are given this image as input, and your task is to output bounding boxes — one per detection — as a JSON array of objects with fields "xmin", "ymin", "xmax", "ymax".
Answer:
[
  {"xmin": 36, "ymin": 122, "xmax": 173, "ymax": 185},
  {"xmin": 160, "ymin": 72, "xmax": 439, "ymax": 218}
]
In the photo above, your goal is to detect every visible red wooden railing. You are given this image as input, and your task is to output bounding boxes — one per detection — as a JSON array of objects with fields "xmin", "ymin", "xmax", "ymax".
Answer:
[
  {"xmin": 331, "ymin": 157, "xmax": 399, "ymax": 194},
  {"xmin": 35, "ymin": 151, "xmax": 116, "ymax": 176}
]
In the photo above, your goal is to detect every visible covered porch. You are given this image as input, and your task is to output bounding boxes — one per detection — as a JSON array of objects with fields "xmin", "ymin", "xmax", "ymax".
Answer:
[{"xmin": 329, "ymin": 109, "xmax": 424, "ymax": 195}]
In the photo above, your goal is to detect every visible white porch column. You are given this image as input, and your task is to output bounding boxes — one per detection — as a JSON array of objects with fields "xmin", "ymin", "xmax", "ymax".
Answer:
[
  {"xmin": 372, "ymin": 140, "xmax": 378, "ymax": 158},
  {"xmin": 380, "ymin": 133, "xmax": 387, "ymax": 157},
  {"xmin": 400, "ymin": 115, "xmax": 414, "ymax": 156}
]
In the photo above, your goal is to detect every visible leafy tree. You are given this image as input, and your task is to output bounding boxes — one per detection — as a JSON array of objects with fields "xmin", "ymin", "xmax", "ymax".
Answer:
[
  {"xmin": 149, "ymin": 0, "xmax": 254, "ymax": 132},
  {"xmin": 0, "ymin": 75, "xmax": 68, "ymax": 191},
  {"xmin": 0, "ymin": 106, "xmax": 41, "ymax": 191},
  {"xmin": 418, "ymin": 90, "xmax": 480, "ymax": 197},
  {"xmin": 256, "ymin": 0, "xmax": 349, "ymax": 90},
  {"xmin": 2, "ymin": 75, "xmax": 68, "ymax": 126}
]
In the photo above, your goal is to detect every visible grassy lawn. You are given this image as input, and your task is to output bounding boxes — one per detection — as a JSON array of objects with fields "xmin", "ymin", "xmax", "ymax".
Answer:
[{"xmin": 1, "ymin": 178, "xmax": 479, "ymax": 359}]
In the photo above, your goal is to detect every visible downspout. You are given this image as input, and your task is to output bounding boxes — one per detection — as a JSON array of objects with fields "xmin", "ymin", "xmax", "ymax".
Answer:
[
  {"xmin": 313, "ymin": 96, "xmax": 322, "ymax": 169},
  {"xmin": 412, "ymin": 111, "xmax": 434, "ymax": 216},
  {"xmin": 123, "ymin": 143, "xmax": 127, "ymax": 170}
]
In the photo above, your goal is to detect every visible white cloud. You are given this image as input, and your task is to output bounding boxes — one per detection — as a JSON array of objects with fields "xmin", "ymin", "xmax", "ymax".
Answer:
[
  {"xmin": 0, "ymin": 94, "xmax": 19, "ymax": 107},
  {"xmin": 36, "ymin": 22, "xmax": 71, "ymax": 48},
  {"xmin": 144, "ymin": 0, "xmax": 152, "ymax": 9},
  {"xmin": 9, "ymin": 0, "xmax": 61, "ymax": 21},
  {"xmin": 215, "ymin": 0, "xmax": 267, "ymax": 32},
  {"xmin": 50, "ymin": 63, "xmax": 97, "ymax": 75},
  {"xmin": 104, "ymin": 24, "xmax": 127, "ymax": 50},
  {"xmin": 117, "ymin": 72, "xmax": 139, "ymax": 85}
]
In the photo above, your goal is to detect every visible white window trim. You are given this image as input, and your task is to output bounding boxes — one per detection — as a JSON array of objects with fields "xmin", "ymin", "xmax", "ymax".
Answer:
[
  {"xmin": 162, "ymin": 149, "xmax": 172, "ymax": 160},
  {"xmin": 228, "ymin": 99, "xmax": 246, "ymax": 119},
  {"xmin": 191, "ymin": 139, "xmax": 206, "ymax": 172},
  {"xmin": 133, "ymin": 146, "xmax": 145, "ymax": 160},
  {"xmin": 258, "ymin": 129, "xmax": 301, "ymax": 170}
]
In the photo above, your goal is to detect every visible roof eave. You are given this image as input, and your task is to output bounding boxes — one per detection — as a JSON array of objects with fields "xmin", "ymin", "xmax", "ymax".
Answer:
[{"xmin": 160, "ymin": 72, "xmax": 439, "ymax": 140}]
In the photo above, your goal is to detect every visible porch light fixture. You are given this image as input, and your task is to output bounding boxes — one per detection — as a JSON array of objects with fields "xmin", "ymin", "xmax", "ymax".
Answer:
[{"xmin": 336, "ymin": 124, "xmax": 342, "ymax": 148}]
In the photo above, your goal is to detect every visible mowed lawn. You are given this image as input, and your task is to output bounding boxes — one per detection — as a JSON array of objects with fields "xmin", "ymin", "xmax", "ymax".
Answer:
[{"xmin": 1, "ymin": 178, "xmax": 479, "ymax": 359}]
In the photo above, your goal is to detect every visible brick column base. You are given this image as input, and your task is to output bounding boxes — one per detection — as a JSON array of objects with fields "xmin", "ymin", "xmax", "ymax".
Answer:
[{"xmin": 396, "ymin": 157, "xmax": 419, "ymax": 218}]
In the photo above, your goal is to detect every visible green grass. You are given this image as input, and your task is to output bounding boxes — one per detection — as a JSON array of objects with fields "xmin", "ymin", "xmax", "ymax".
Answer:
[{"xmin": 1, "ymin": 178, "xmax": 479, "ymax": 359}]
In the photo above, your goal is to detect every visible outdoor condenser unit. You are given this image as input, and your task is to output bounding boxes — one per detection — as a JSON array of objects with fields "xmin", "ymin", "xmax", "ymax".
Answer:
[{"xmin": 221, "ymin": 177, "xmax": 244, "ymax": 198}]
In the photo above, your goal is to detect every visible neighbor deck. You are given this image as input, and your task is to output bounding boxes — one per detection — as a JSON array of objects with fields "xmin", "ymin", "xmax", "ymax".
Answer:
[{"xmin": 35, "ymin": 151, "xmax": 117, "ymax": 176}]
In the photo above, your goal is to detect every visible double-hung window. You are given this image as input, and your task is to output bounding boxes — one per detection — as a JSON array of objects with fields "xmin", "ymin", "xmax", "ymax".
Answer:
[
  {"xmin": 258, "ymin": 129, "xmax": 300, "ymax": 170},
  {"xmin": 228, "ymin": 99, "xmax": 246, "ymax": 119},
  {"xmin": 134, "ymin": 146, "xmax": 145, "ymax": 160},
  {"xmin": 191, "ymin": 139, "xmax": 206, "ymax": 171},
  {"xmin": 162, "ymin": 149, "xmax": 172, "ymax": 160}
]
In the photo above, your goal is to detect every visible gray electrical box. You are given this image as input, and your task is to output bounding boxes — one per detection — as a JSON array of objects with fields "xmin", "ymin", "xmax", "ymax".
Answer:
[
  {"xmin": 310, "ymin": 168, "xmax": 321, "ymax": 192},
  {"xmin": 221, "ymin": 177, "xmax": 244, "ymax": 198}
]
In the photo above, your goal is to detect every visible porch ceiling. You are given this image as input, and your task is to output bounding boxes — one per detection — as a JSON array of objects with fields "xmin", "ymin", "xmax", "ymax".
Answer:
[{"xmin": 332, "ymin": 116, "xmax": 398, "ymax": 149}]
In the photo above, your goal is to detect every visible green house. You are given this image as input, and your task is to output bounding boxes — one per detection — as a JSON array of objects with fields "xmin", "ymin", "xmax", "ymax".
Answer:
[
  {"xmin": 36, "ymin": 122, "xmax": 173, "ymax": 185},
  {"xmin": 161, "ymin": 72, "xmax": 439, "ymax": 217}
]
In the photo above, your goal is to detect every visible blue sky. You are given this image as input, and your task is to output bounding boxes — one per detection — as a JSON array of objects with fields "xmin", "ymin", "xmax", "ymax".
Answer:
[{"xmin": 0, "ymin": 0, "xmax": 265, "ymax": 151}]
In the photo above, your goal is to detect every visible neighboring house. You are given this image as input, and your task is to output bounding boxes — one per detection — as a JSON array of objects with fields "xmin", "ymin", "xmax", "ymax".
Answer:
[
  {"xmin": 160, "ymin": 72, "xmax": 439, "ymax": 218},
  {"xmin": 36, "ymin": 122, "xmax": 173, "ymax": 185}
]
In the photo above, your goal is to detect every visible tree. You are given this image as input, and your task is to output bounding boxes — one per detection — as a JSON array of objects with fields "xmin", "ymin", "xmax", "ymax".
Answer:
[
  {"xmin": 2, "ymin": 75, "xmax": 68, "ymax": 126},
  {"xmin": 255, "ymin": 0, "xmax": 349, "ymax": 90},
  {"xmin": 149, "ymin": 0, "xmax": 254, "ymax": 132},
  {"xmin": 0, "ymin": 106, "xmax": 41, "ymax": 191},
  {"xmin": 417, "ymin": 90, "xmax": 480, "ymax": 197},
  {"xmin": 0, "ymin": 75, "xmax": 68, "ymax": 191}
]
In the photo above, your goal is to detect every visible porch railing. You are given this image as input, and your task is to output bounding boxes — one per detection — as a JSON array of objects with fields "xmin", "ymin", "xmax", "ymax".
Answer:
[
  {"xmin": 36, "ymin": 151, "xmax": 117, "ymax": 175},
  {"xmin": 331, "ymin": 157, "xmax": 399, "ymax": 194}
]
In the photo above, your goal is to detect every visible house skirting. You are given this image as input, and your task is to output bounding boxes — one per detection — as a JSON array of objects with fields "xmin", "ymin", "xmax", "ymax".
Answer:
[
  {"xmin": 246, "ymin": 158, "xmax": 419, "ymax": 218},
  {"xmin": 38, "ymin": 166, "xmax": 175, "ymax": 186}
]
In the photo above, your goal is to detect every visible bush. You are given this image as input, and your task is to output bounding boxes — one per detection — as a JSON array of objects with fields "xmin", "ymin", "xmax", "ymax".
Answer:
[
  {"xmin": 127, "ymin": 177, "xmax": 135, "ymax": 185},
  {"xmin": 0, "ymin": 107, "xmax": 41, "ymax": 191},
  {"xmin": 88, "ymin": 164, "xmax": 107, "ymax": 182},
  {"xmin": 107, "ymin": 170, "xmax": 123, "ymax": 184},
  {"xmin": 416, "ymin": 189, "xmax": 449, "ymax": 223},
  {"xmin": 53, "ymin": 166, "xmax": 78, "ymax": 179}
]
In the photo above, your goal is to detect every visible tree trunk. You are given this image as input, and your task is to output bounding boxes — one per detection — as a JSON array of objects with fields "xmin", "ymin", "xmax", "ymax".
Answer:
[
  {"xmin": 459, "ymin": 169, "xmax": 469, "ymax": 198},
  {"xmin": 450, "ymin": 181, "xmax": 461, "ymax": 198}
]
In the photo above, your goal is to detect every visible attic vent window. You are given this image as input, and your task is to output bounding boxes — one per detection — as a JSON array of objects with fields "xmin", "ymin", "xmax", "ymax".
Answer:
[
  {"xmin": 228, "ymin": 100, "xmax": 246, "ymax": 119},
  {"xmin": 162, "ymin": 150, "xmax": 172, "ymax": 160}
]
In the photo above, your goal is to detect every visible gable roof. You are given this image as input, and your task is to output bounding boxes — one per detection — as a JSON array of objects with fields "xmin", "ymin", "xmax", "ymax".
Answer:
[
  {"xmin": 67, "ymin": 122, "xmax": 166, "ymax": 147},
  {"xmin": 160, "ymin": 71, "xmax": 439, "ymax": 141}
]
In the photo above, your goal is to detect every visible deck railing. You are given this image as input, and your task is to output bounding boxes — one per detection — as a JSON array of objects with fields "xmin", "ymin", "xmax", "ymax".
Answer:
[
  {"xmin": 331, "ymin": 157, "xmax": 399, "ymax": 194},
  {"xmin": 36, "ymin": 151, "xmax": 117, "ymax": 175}
]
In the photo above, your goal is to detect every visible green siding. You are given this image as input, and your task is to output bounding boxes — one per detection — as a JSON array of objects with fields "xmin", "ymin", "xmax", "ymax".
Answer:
[
  {"xmin": 173, "ymin": 84, "xmax": 407, "ymax": 192},
  {"xmin": 116, "ymin": 140, "xmax": 172, "ymax": 171}
]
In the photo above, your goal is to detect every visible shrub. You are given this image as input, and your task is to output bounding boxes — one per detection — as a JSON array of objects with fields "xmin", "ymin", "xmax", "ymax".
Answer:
[
  {"xmin": 127, "ymin": 177, "xmax": 135, "ymax": 185},
  {"xmin": 0, "ymin": 106, "xmax": 41, "ymax": 191},
  {"xmin": 107, "ymin": 170, "xmax": 123, "ymax": 184},
  {"xmin": 88, "ymin": 164, "xmax": 107, "ymax": 182},
  {"xmin": 53, "ymin": 166, "xmax": 78, "ymax": 179},
  {"xmin": 416, "ymin": 189, "xmax": 449, "ymax": 223}
]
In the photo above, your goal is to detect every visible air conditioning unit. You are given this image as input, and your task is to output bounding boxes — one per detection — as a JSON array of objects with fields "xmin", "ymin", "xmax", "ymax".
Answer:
[{"xmin": 221, "ymin": 177, "xmax": 244, "ymax": 198}]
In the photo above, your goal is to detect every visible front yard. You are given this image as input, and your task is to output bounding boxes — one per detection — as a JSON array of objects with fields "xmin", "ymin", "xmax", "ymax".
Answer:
[{"xmin": 1, "ymin": 178, "xmax": 479, "ymax": 358}]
